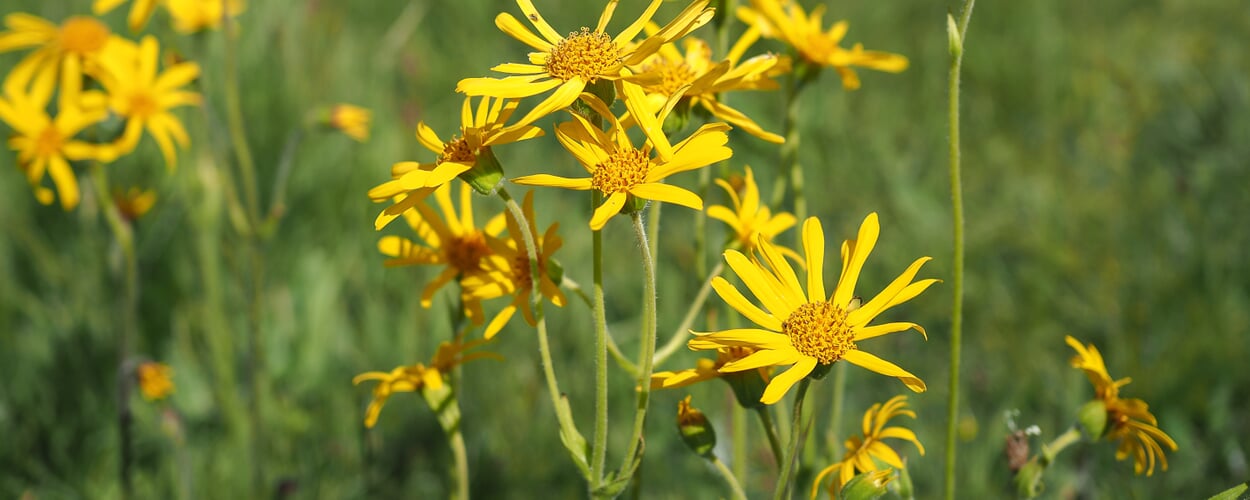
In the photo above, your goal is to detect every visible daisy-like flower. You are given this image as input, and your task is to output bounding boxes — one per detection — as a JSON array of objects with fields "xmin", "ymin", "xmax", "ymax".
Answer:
[
  {"xmin": 326, "ymin": 103, "xmax": 372, "ymax": 142},
  {"xmin": 368, "ymin": 96, "xmax": 543, "ymax": 230},
  {"xmin": 461, "ymin": 190, "xmax": 567, "ymax": 339},
  {"xmin": 164, "ymin": 0, "xmax": 246, "ymax": 34},
  {"xmin": 651, "ymin": 346, "xmax": 766, "ymax": 389},
  {"xmin": 0, "ymin": 68, "xmax": 116, "ymax": 209},
  {"xmin": 353, "ymin": 338, "xmax": 498, "ymax": 428},
  {"xmin": 93, "ymin": 0, "xmax": 158, "ymax": 32},
  {"xmin": 511, "ymin": 89, "xmax": 732, "ymax": 230},
  {"xmin": 455, "ymin": 0, "xmax": 715, "ymax": 129},
  {"xmin": 114, "ymin": 186, "xmax": 156, "ymax": 221},
  {"xmin": 90, "ymin": 35, "xmax": 201, "ymax": 170},
  {"xmin": 136, "ymin": 361, "xmax": 175, "ymax": 401},
  {"xmin": 689, "ymin": 213, "xmax": 936, "ymax": 404},
  {"xmin": 810, "ymin": 395, "xmax": 923, "ymax": 499},
  {"xmin": 378, "ymin": 182, "xmax": 508, "ymax": 328},
  {"xmin": 636, "ymin": 24, "xmax": 789, "ymax": 143},
  {"xmin": 737, "ymin": 0, "xmax": 908, "ymax": 90},
  {"xmin": 708, "ymin": 166, "xmax": 797, "ymax": 257},
  {"xmin": 0, "ymin": 13, "xmax": 121, "ymax": 97},
  {"xmin": 1066, "ymin": 336, "xmax": 1178, "ymax": 475}
]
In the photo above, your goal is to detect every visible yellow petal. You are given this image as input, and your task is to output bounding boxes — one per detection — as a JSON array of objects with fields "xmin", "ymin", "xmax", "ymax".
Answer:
[
  {"xmin": 761, "ymin": 356, "xmax": 817, "ymax": 404},
  {"xmin": 510, "ymin": 174, "xmax": 592, "ymax": 190},
  {"xmin": 628, "ymin": 183, "xmax": 702, "ymax": 210},
  {"xmin": 854, "ymin": 322, "xmax": 927, "ymax": 341},
  {"xmin": 802, "ymin": 218, "xmax": 826, "ymax": 301},
  {"xmin": 710, "ymin": 276, "xmax": 782, "ymax": 332},
  {"xmin": 495, "ymin": 12, "xmax": 553, "ymax": 51},
  {"xmin": 589, "ymin": 192, "xmax": 626, "ymax": 230},
  {"xmin": 848, "ymin": 257, "xmax": 934, "ymax": 326},
  {"xmin": 832, "ymin": 212, "xmax": 879, "ymax": 305},
  {"xmin": 842, "ymin": 350, "xmax": 925, "ymax": 392}
]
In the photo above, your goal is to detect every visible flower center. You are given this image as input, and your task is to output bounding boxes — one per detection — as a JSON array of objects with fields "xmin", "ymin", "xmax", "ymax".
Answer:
[
  {"xmin": 128, "ymin": 92, "xmax": 158, "ymax": 118},
  {"xmin": 447, "ymin": 232, "xmax": 491, "ymax": 273},
  {"xmin": 439, "ymin": 136, "xmax": 476, "ymax": 165},
  {"xmin": 34, "ymin": 126, "xmax": 63, "ymax": 157},
  {"xmin": 511, "ymin": 251, "xmax": 540, "ymax": 291},
  {"xmin": 59, "ymin": 17, "xmax": 110, "ymax": 55},
  {"xmin": 782, "ymin": 301, "xmax": 855, "ymax": 364},
  {"xmin": 591, "ymin": 148, "xmax": 649, "ymax": 194},
  {"xmin": 545, "ymin": 28, "xmax": 622, "ymax": 82},
  {"xmin": 642, "ymin": 58, "xmax": 697, "ymax": 97}
]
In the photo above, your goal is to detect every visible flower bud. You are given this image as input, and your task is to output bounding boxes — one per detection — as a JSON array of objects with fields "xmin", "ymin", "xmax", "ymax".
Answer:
[
  {"xmin": 676, "ymin": 395, "xmax": 717, "ymax": 457},
  {"xmin": 840, "ymin": 469, "xmax": 893, "ymax": 500},
  {"xmin": 459, "ymin": 145, "xmax": 504, "ymax": 195},
  {"xmin": 1076, "ymin": 399, "xmax": 1107, "ymax": 439}
]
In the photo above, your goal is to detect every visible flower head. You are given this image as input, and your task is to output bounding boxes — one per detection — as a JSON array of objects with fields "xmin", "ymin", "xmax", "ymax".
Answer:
[
  {"xmin": 456, "ymin": 0, "xmax": 715, "ymax": 129},
  {"xmin": 136, "ymin": 361, "xmax": 175, "ymax": 401},
  {"xmin": 0, "ymin": 13, "xmax": 122, "ymax": 97},
  {"xmin": 511, "ymin": 89, "xmax": 732, "ymax": 230},
  {"xmin": 114, "ymin": 187, "xmax": 156, "ymax": 221},
  {"xmin": 652, "ymin": 346, "xmax": 767, "ymax": 389},
  {"xmin": 708, "ymin": 166, "xmax": 798, "ymax": 256},
  {"xmin": 461, "ymin": 190, "xmax": 568, "ymax": 339},
  {"xmin": 353, "ymin": 338, "xmax": 498, "ymax": 428},
  {"xmin": 689, "ymin": 213, "xmax": 936, "ymax": 404},
  {"xmin": 811, "ymin": 395, "xmax": 923, "ymax": 499},
  {"xmin": 1066, "ymin": 336, "xmax": 1178, "ymax": 475},
  {"xmin": 326, "ymin": 103, "xmax": 372, "ymax": 142},
  {"xmin": 737, "ymin": 0, "xmax": 907, "ymax": 90},
  {"xmin": 368, "ymin": 96, "xmax": 543, "ymax": 230},
  {"xmin": 164, "ymin": 0, "xmax": 246, "ymax": 34},
  {"xmin": 93, "ymin": 0, "xmax": 159, "ymax": 32}
]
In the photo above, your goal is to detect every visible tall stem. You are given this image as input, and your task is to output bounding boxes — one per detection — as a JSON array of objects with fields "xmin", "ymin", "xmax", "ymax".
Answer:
[
  {"xmin": 773, "ymin": 379, "xmax": 812, "ymax": 500},
  {"xmin": 711, "ymin": 455, "xmax": 749, "ymax": 500},
  {"xmin": 590, "ymin": 190, "xmax": 609, "ymax": 483},
  {"xmin": 944, "ymin": 3, "xmax": 976, "ymax": 500},
  {"xmin": 448, "ymin": 428, "xmax": 469, "ymax": 500},
  {"xmin": 770, "ymin": 71, "xmax": 806, "ymax": 222},
  {"xmin": 732, "ymin": 403, "xmax": 748, "ymax": 481},
  {"xmin": 755, "ymin": 406, "xmax": 784, "ymax": 467},
  {"xmin": 618, "ymin": 211, "xmax": 658, "ymax": 474},
  {"xmin": 825, "ymin": 362, "xmax": 848, "ymax": 460},
  {"xmin": 222, "ymin": 12, "xmax": 260, "ymax": 225}
]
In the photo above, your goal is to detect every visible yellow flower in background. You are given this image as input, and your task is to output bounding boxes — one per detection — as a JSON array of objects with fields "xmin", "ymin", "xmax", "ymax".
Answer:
[
  {"xmin": 327, "ymin": 104, "xmax": 372, "ymax": 142},
  {"xmin": 637, "ymin": 24, "xmax": 789, "ymax": 143},
  {"xmin": 164, "ymin": 0, "xmax": 246, "ymax": 34},
  {"xmin": 511, "ymin": 90, "xmax": 732, "ymax": 230},
  {"xmin": 456, "ymin": 0, "xmax": 715, "ymax": 129},
  {"xmin": 651, "ymin": 346, "xmax": 767, "ymax": 389},
  {"xmin": 353, "ymin": 338, "xmax": 499, "ymax": 428},
  {"xmin": 90, "ymin": 35, "xmax": 201, "ymax": 170},
  {"xmin": 113, "ymin": 187, "xmax": 156, "ymax": 220},
  {"xmin": 1066, "ymin": 336, "xmax": 1178, "ymax": 476},
  {"xmin": 93, "ymin": 0, "xmax": 158, "ymax": 32},
  {"xmin": 811, "ymin": 395, "xmax": 923, "ymax": 499},
  {"xmin": 689, "ymin": 214, "xmax": 936, "ymax": 404},
  {"xmin": 136, "ymin": 361, "xmax": 174, "ymax": 401},
  {"xmin": 0, "ymin": 72, "xmax": 116, "ymax": 209},
  {"xmin": 378, "ymin": 182, "xmax": 507, "ymax": 327},
  {"xmin": 708, "ymin": 166, "xmax": 798, "ymax": 257},
  {"xmin": 738, "ymin": 0, "xmax": 907, "ymax": 90},
  {"xmin": 461, "ymin": 190, "xmax": 567, "ymax": 339},
  {"xmin": 368, "ymin": 96, "xmax": 543, "ymax": 230},
  {"xmin": 0, "ymin": 14, "xmax": 121, "ymax": 97}
]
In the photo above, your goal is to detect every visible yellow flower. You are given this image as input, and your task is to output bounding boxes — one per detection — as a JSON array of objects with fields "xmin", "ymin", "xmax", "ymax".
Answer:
[
  {"xmin": 651, "ymin": 346, "xmax": 767, "ymax": 389},
  {"xmin": 113, "ymin": 187, "xmax": 156, "ymax": 220},
  {"xmin": 707, "ymin": 166, "xmax": 798, "ymax": 256},
  {"xmin": 93, "ymin": 0, "xmax": 159, "ymax": 32},
  {"xmin": 353, "ymin": 338, "xmax": 498, "ymax": 428},
  {"xmin": 164, "ymin": 0, "xmax": 246, "ymax": 34},
  {"xmin": 90, "ymin": 35, "xmax": 201, "ymax": 170},
  {"xmin": 327, "ymin": 103, "xmax": 371, "ymax": 142},
  {"xmin": 378, "ymin": 182, "xmax": 508, "ymax": 327},
  {"xmin": 456, "ymin": 0, "xmax": 715, "ymax": 129},
  {"xmin": 461, "ymin": 190, "xmax": 568, "ymax": 339},
  {"xmin": 511, "ymin": 90, "xmax": 732, "ymax": 230},
  {"xmin": 0, "ymin": 14, "xmax": 120, "ymax": 97},
  {"xmin": 637, "ymin": 24, "xmax": 789, "ymax": 143},
  {"xmin": 1066, "ymin": 336, "xmax": 1178, "ymax": 476},
  {"xmin": 737, "ymin": 0, "xmax": 907, "ymax": 90},
  {"xmin": 811, "ymin": 395, "xmax": 923, "ymax": 499},
  {"xmin": 136, "ymin": 361, "xmax": 175, "ymax": 401},
  {"xmin": 689, "ymin": 213, "xmax": 936, "ymax": 404},
  {"xmin": 368, "ymin": 96, "xmax": 543, "ymax": 230},
  {"xmin": 0, "ymin": 72, "xmax": 115, "ymax": 209}
]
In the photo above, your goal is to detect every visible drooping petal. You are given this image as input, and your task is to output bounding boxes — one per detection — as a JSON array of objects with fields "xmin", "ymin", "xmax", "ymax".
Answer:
[
  {"xmin": 760, "ymin": 356, "xmax": 817, "ymax": 404},
  {"xmin": 843, "ymin": 349, "xmax": 925, "ymax": 393}
]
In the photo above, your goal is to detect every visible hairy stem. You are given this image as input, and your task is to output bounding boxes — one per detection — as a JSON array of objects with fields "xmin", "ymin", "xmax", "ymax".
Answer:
[{"xmin": 773, "ymin": 379, "xmax": 812, "ymax": 500}]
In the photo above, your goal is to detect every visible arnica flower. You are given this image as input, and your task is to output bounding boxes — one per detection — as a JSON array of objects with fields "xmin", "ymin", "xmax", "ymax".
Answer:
[
  {"xmin": 164, "ymin": 0, "xmax": 246, "ymax": 34},
  {"xmin": 689, "ymin": 214, "xmax": 936, "ymax": 404},
  {"xmin": 113, "ymin": 187, "xmax": 156, "ymax": 221},
  {"xmin": 652, "ymin": 346, "xmax": 767, "ymax": 389},
  {"xmin": 89, "ymin": 36, "xmax": 201, "ymax": 170},
  {"xmin": 511, "ymin": 90, "xmax": 732, "ymax": 230},
  {"xmin": 708, "ymin": 166, "xmax": 798, "ymax": 257},
  {"xmin": 136, "ymin": 361, "xmax": 175, "ymax": 401},
  {"xmin": 368, "ymin": 96, "xmax": 543, "ymax": 230},
  {"xmin": 737, "ymin": 0, "xmax": 908, "ymax": 90},
  {"xmin": 353, "ymin": 338, "xmax": 498, "ymax": 428},
  {"xmin": 1066, "ymin": 335, "xmax": 1178, "ymax": 476},
  {"xmin": 0, "ymin": 13, "xmax": 120, "ymax": 97},
  {"xmin": 461, "ymin": 190, "xmax": 568, "ymax": 339},
  {"xmin": 378, "ymin": 182, "xmax": 508, "ymax": 328},
  {"xmin": 0, "ymin": 72, "xmax": 116, "ymax": 209},
  {"xmin": 636, "ymin": 24, "xmax": 789, "ymax": 143},
  {"xmin": 810, "ymin": 395, "xmax": 923, "ymax": 499},
  {"xmin": 93, "ymin": 0, "xmax": 158, "ymax": 32},
  {"xmin": 326, "ymin": 104, "xmax": 372, "ymax": 142},
  {"xmin": 456, "ymin": 0, "xmax": 715, "ymax": 130}
]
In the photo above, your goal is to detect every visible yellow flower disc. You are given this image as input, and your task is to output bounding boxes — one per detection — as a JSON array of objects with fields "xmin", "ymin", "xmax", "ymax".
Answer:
[
  {"xmin": 439, "ymin": 136, "xmax": 476, "ymax": 164},
  {"xmin": 59, "ymin": 16, "xmax": 110, "ymax": 54},
  {"xmin": 783, "ymin": 301, "xmax": 855, "ymax": 364},
  {"xmin": 591, "ymin": 148, "xmax": 649, "ymax": 194},
  {"xmin": 545, "ymin": 28, "xmax": 622, "ymax": 82}
]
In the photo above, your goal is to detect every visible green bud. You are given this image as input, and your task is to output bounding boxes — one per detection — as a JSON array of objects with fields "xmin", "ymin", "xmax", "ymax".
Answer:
[
  {"xmin": 676, "ymin": 396, "xmax": 717, "ymax": 457},
  {"xmin": 623, "ymin": 194, "xmax": 648, "ymax": 214},
  {"xmin": 1076, "ymin": 399, "xmax": 1107, "ymax": 439},
  {"xmin": 459, "ymin": 146, "xmax": 504, "ymax": 195},
  {"xmin": 1013, "ymin": 459, "xmax": 1046, "ymax": 499},
  {"xmin": 586, "ymin": 79, "xmax": 616, "ymax": 107},
  {"xmin": 545, "ymin": 257, "xmax": 565, "ymax": 286},
  {"xmin": 890, "ymin": 459, "xmax": 915, "ymax": 500},
  {"xmin": 840, "ymin": 469, "xmax": 893, "ymax": 500},
  {"xmin": 661, "ymin": 99, "xmax": 692, "ymax": 137},
  {"xmin": 947, "ymin": 13, "xmax": 963, "ymax": 57},
  {"xmin": 724, "ymin": 369, "xmax": 768, "ymax": 409}
]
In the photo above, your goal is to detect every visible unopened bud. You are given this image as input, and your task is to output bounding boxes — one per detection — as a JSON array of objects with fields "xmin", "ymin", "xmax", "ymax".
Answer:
[
  {"xmin": 1077, "ymin": 399, "xmax": 1107, "ymax": 439},
  {"xmin": 459, "ymin": 146, "xmax": 504, "ymax": 195},
  {"xmin": 947, "ymin": 14, "xmax": 962, "ymax": 57},
  {"xmin": 840, "ymin": 469, "xmax": 893, "ymax": 500},
  {"xmin": 676, "ymin": 395, "xmax": 716, "ymax": 457}
]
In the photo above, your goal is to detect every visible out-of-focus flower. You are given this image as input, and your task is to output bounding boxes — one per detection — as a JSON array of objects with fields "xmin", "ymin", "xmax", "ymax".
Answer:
[
  {"xmin": 0, "ymin": 14, "xmax": 122, "ymax": 97},
  {"xmin": 689, "ymin": 214, "xmax": 936, "ymax": 404},
  {"xmin": 737, "ymin": 0, "xmax": 907, "ymax": 90},
  {"xmin": 164, "ymin": 0, "xmax": 246, "ymax": 34},
  {"xmin": 707, "ymin": 166, "xmax": 798, "ymax": 257},
  {"xmin": 811, "ymin": 395, "xmax": 922, "ymax": 498},
  {"xmin": 113, "ymin": 187, "xmax": 156, "ymax": 220},
  {"xmin": 136, "ymin": 361, "xmax": 174, "ymax": 401},
  {"xmin": 456, "ymin": 0, "xmax": 715, "ymax": 129},
  {"xmin": 326, "ymin": 104, "xmax": 371, "ymax": 142},
  {"xmin": 353, "ymin": 338, "xmax": 498, "ymax": 428},
  {"xmin": 93, "ymin": 0, "xmax": 158, "ymax": 32}
]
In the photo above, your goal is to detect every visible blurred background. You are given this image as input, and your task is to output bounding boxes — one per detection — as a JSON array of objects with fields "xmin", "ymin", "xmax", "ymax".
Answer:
[{"xmin": 1, "ymin": 0, "xmax": 1247, "ymax": 498}]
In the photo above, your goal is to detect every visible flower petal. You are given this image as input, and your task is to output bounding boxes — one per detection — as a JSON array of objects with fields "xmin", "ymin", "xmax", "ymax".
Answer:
[
  {"xmin": 761, "ymin": 356, "xmax": 817, "ymax": 404},
  {"xmin": 843, "ymin": 349, "xmax": 925, "ymax": 392}
]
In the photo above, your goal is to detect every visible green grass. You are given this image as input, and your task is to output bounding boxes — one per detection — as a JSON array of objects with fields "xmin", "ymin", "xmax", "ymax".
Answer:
[{"xmin": 2, "ymin": 0, "xmax": 1248, "ymax": 498}]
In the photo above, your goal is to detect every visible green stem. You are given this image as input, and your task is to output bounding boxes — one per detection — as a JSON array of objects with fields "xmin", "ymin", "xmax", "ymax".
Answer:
[
  {"xmin": 825, "ymin": 362, "xmax": 848, "ymax": 460},
  {"xmin": 944, "ymin": 3, "xmax": 975, "ymax": 500},
  {"xmin": 770, "ymin": 69, "xmax": 807, "ymax": 223},
  {"xmin": 449, "ymin": 428, "xmax": 469, "ymax": 500},
  {"xmin": 773, "ymin": 378, "xmax": 812, "ymax": 500},
  {"xmin": 1041, "ymin": 427, "xmax": 1081, "ymax": 464},
  {"xmin": 591, "ymin": 191, "xmax": 609, "ymax": 484},
  {"xmin": 263, "ymin": 128, "xmax": 305, "ymax": 233},
  {"xmin": 652, "ymin": 259, "xmax": 725, "ymax": 365},
  {"xmin": 756, "ymin": 406, "xmax": 784, "ymax": 468},
  {"xmin": 221, "ymin": 14, "xmax": 260, "ymax": 228},
  {"xmin": 732, "ymin": 403, "xmax": 748, "ymax": 481},
  {"xmin": 562, "ymin": 277, "xmax": 638, "ymax": 377},
  {"xmin": 711, "ymin": 455, "xmax": 749, "ymax": 500},
  {"xmin": 618, "ymin": 212, "xmax": 658, "ymax": 476}
]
